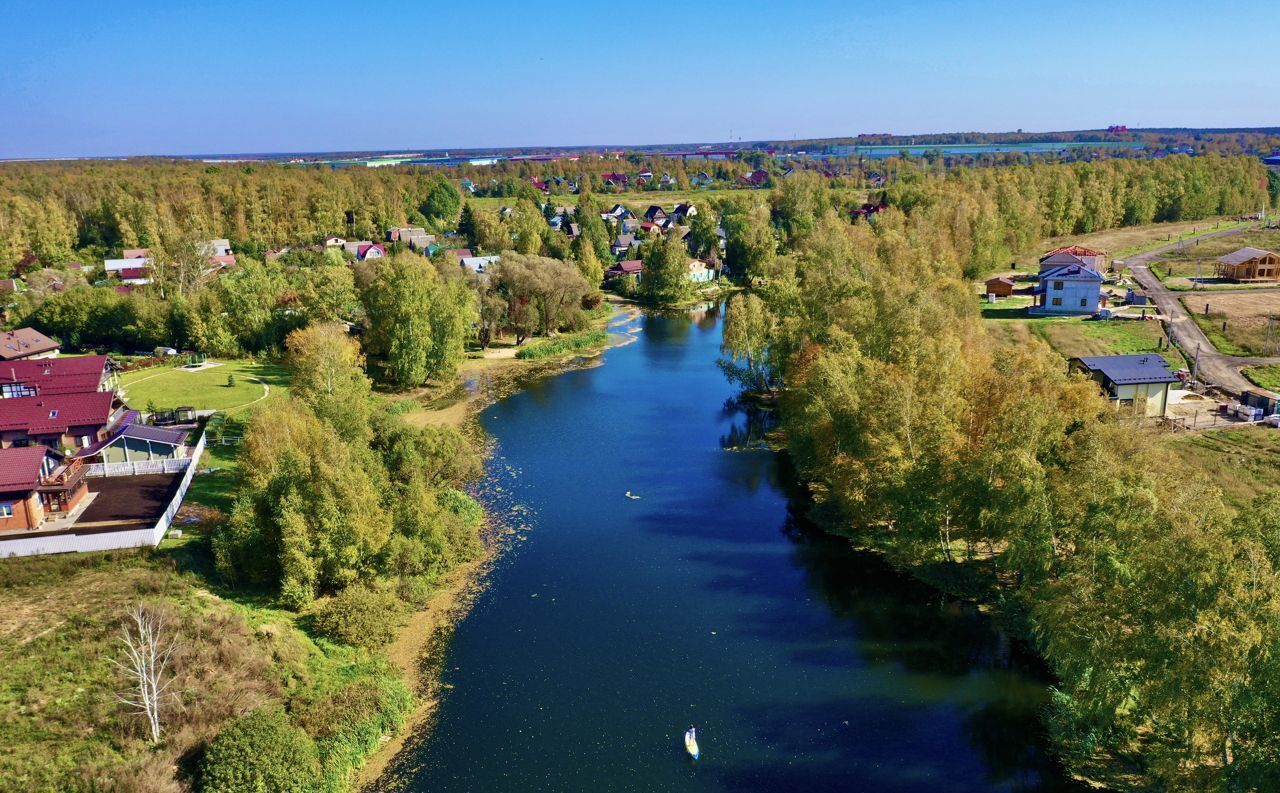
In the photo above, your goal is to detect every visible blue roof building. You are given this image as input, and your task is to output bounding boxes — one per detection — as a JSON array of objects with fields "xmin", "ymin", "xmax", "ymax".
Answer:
[{"xmin": 1071, "ymin": 354, "xmax": 1180, "ymax": 417}]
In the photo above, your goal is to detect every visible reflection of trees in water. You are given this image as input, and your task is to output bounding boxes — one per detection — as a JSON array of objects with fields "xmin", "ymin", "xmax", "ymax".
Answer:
[
  {"xmin": 770, "ymin": 490, "xmax": 1086, "ymax": 792},
  {"xmin": 691, "ymin": 301, "xmax": 721, "ymax": 330},
  {"xmin": 719, "ymin": 397, "xmax": 778, "ymax": 451}
]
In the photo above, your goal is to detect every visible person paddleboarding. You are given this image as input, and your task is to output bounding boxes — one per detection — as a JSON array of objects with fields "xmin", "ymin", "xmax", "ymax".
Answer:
[{"xmin": 684, "ymin": 725, "xmax": 700, "ymax": 760}]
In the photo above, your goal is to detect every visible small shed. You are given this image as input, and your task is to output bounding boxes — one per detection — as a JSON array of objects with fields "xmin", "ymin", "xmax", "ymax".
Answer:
[
  {"xmin": 1241, "ymin": 389, "xmax": 1280, "ymax": 416},
  {"xmin": 984, "ymin": 277, "xmax": 1014, "ymax": 298},
  {"xmin": 1126, "ymin": 288, "xmax": 1149, "ymax": 306}
]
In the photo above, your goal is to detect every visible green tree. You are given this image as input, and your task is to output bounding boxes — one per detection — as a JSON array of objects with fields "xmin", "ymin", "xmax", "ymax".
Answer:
[
  {"xmin": 286, "ymin": 323, "xmax": 373, "ymax": 439},
  {"xmin": 420, "ymin": 176, "xmax": 462, "ymax": 227},
  {"xmin": 639, "ymin": 233, "xmax": 693, "ymax": 306}
]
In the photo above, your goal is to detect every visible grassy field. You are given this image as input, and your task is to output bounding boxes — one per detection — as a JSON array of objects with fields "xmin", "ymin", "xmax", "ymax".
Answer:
[
  {"xmin": 1148, "ymin": 228, "xmax": 1280, "ymax": 289},
  {"xmin": 980, "ymin": 301, "xmax": 1180, "ymax": 365},
  {"xmin": 1038, "ymin": 217, "xmax": 1259, "ymax": 264},
  {"xmin": 0, "ymin": 533, "xmax": 399, "ymax": 792},
  {"xmin": 1166, "ymin": 425, "xmax": 1280, "ymax": 511},
  {"xmin": 119, "ymin": 359, "xmax": 290, "ymax": 413},
  {"xmin": 1244, "ymin": 364, "xmax": 1280, "ymax": 393},
  {"xmin": 1182, "ymin": 291, "xmax": 1280, "ymax": 356}
]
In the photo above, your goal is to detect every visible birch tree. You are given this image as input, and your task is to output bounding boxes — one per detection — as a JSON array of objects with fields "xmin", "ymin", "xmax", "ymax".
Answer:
[{"xmin": 113, "ymin": 605, "xmax": 176, "ymax": 744}]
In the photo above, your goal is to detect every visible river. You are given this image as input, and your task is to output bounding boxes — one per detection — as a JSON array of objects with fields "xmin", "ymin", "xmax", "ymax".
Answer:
[{"xmin": 375, "ymin": 306, "xmax": 1087, "ymax": 792}]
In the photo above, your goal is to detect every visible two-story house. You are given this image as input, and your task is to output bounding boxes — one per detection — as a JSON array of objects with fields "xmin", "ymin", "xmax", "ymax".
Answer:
[{"xmin": 1032, "ymin": 260, "xmax": 1103, "ymax": 315}]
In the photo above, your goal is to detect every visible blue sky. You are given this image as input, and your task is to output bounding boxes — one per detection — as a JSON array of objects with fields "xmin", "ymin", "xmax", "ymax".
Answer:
[{"xmin": 1, "ymin": 0, "xmax": 1275, "ymax": 158}]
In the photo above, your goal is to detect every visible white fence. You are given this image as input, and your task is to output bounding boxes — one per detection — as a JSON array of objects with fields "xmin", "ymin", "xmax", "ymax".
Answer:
[
  {"xmin": 0, "ymin": 433, "xmax": 207, "ymax": 558},
  {"xmin": 84, "ymin": 456, "xmax": 192, "ymax": 478}
]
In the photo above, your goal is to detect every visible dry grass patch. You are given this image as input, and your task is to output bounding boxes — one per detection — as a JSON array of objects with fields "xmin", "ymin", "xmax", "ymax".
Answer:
[{"xmin": 1182, "ymin": 291, "xmax": 1280, "ymax": 356}]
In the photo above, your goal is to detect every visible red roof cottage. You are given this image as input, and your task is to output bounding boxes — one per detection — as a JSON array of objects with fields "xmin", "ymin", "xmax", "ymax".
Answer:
[
  {"xmin": 0, "ymin": 446, "xmax": 88, "ymax": 533},
  {"xmin": 0, "ymin": 391, "xmax": 126, "ymax": 451},
  {"xmin": 0, "ymin": 328, "xmax": 60, "ymax": 361},
  {"xmin": 0, "ymin": 355, "xmax": 115, "ymax": 398}
]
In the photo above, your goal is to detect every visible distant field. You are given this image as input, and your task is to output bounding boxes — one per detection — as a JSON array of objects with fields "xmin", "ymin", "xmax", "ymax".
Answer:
[
  {"xmin": 119, "ymin": 359, "xmax": 290, "ymax": 412},
  {"xmin": 1150, "ymin": 228, "xmax": 1280, "ymax": 289},
  {"xmin": 1182, "ymin": 291, "xmax": 1280, "ymax": 356},
  {"xmin": 1040, "ymin": 216, "xmax": 1258, "ymax": 264},
  {"xmin": 1167, "ymin": 425, "xmax": 1280, "ymax": 511}
]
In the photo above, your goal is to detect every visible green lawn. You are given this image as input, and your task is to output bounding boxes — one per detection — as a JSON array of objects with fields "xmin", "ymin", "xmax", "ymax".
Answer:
[
  {"xmin": 981, "ymin": 304, "xmax": 1181, "ymax": 366},
  {"xmin": 1031, "ymin": 316, "xmax": 1181, "ymax": 367},
  {"xmin": 1245, "ymin": 365, "xmax": 1280, "ymax": 393},
  {"xmin": 119, "ymin": 359, "xmax": 290, "ymax": 413}
]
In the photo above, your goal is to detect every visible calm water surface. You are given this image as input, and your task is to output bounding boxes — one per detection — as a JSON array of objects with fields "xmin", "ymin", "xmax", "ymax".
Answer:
[{"xmin": 381, "ymin": 307, "xmax": 1085, "ymax": 792}]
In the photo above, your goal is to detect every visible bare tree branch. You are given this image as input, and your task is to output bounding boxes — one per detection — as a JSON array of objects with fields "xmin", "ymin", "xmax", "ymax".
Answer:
[{"xmin": 112, "ymin": 604, "xmax": 177, "ymax": 744}]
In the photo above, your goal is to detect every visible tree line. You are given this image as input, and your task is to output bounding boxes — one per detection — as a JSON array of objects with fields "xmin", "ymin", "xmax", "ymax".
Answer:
[{"xmin": 719, "ymin": 155, "xmax": 1280, "ymax": 790}]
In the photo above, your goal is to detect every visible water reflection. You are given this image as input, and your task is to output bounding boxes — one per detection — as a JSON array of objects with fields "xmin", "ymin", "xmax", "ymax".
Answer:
[{"xmin": 718, "ymin": 397, "xmax": 778, "ymax": 452}]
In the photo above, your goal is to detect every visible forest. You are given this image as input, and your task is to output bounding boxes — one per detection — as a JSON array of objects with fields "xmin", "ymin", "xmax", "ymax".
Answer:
[{"xmin": 718, "ymin": 153, "xmax": 1279, "ymax": 790}]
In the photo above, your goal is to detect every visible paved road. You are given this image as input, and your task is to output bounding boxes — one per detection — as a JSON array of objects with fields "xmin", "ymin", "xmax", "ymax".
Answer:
[{"xmin": 1126, "ymin": 228, "xmax": 1280, "ymax": 395}]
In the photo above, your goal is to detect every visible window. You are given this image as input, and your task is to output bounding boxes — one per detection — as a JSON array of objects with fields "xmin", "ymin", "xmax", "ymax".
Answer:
[
  {"xmin": 0, "ymin": 504, "xmax": 12, "ymax": 519},
  {"xmin": 48, "ymin": 409, "xmax": 58, "ymax": 418},
  {"xmin": 1080, "ymin": 298, "xmax": 1088, "ymax": 307},
  {"xmin": 1051, "ymin": 297, "xmax": 1062, "ymax": 306},
  {"xmin": 1053, "ymin": 281, "xmax": 1064, "ymax": 290},
  {"xmin": 80, "ymin": 435, "xmax": 91, "ymax": 448}
]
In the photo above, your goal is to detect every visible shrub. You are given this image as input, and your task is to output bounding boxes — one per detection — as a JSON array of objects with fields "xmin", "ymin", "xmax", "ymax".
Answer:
[
  {"xmin": 514, "ymin": 328, "xmax": 609, "ymax": 360},
  {"xmin": 200, "ymin": 708, "xmax": 321, "ymax": 793},
  {"xmin": 292, "ymin": 675, "xmax": 414, "ymax": 789},
  {"xmin": 312, "ymin": 586, "xmax": 407, "ymax": 649},
  {"xmin": 438, "ymin": 488, "xmax": 484, "ymax": 528}
]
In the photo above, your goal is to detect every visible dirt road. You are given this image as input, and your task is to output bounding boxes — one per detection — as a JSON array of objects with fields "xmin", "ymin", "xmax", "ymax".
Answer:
[{"xmin": 1126, "ymin": 228, "xmax": 1280, "ymax": 395}]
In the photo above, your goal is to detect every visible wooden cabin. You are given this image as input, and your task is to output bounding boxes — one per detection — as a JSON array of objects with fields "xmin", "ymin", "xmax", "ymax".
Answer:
[
  {"xmin": 984, "ymin": 277, "xmax": 1015, "ymax": 297},
  {"xmin": 1215, "ymin": 247, "xmax": 1280, "ymax": 282}
]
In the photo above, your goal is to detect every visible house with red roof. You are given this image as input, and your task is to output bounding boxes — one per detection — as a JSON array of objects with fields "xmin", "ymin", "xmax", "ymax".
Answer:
[
  {"xmin": 0, "ymin": 391, "xmax": 127, "ymax": 451},
  {"xmin": 0, "ymin": 355, "xmax": 115, "ymax": 399},
  {"xmin": 605, "ymin": 260, "xmax": 643, "ymax": 282},
  {"xmin": 739, "ymin": 169, "xmax": 770, "ymax": 187},
  {"xmin": 117, "ymin": 266, "xmax": 152, "ymax": 285},
  {"xmin": 1040, "ymin": 246, "xmax": 1107, "ymax": 271},
  {"xmin": 0, "ymin": 446, "xmax": 88, "ymax": 533},
  {"xmin": 0, "ymin": 328, "xmax": 60, "ymax": 361}
]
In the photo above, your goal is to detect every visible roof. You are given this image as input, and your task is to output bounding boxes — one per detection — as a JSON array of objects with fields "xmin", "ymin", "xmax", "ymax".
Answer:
[
  {"xmin": 1218, "ymin": 247, "xmax": 1278, "ymax": 266},
  {"xmin": 609, "ymin": 260, "xmax": 643, "ymax": 274},
  {"xmin": 0, "ymin": 355, "xmax": 108, "ymax": 395},
  {"xmin": 1038, "ymin": 264, "xmax": 1103, "ymax": 282},
  {"xmin": 0, "ymin": 446, "xmax": 51, "ymax": 493},
  {"xmin": 122, "ymin": 423, "xmax": 189, "ymax": 445},
  {"xmin": 0, "ymin": 328, "xmax": 60, "ymax": 361},
  {"xmin": 122, "ymin": 248, "xmax": 151, "ymax": 259},
  {"xmin": 0, "ymin": 391, "xmax": 116, "ymax": 435},
  {"xmin": 985, "ymin": 276, "xmax": 1015, "ymax": 285},
  {"xmin": 1042, "ymin": 245, "xmax": 1105, "ymax": 259},
  {"xmin": 460, "ymin": 255, "xmax": 501, "ymax": 274},
  {"xmin": 118, "ymin": 266, "xmax": 150, "ymax": 279},
  {"xmin": 1075, "ymin": 355, "xmax": 1180, "ymax": 385}
]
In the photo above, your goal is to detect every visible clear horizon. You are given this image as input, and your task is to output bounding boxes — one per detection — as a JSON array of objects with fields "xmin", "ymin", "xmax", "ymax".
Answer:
[{"xmin": 3, "ymin": 0, "xmax": 1277, "ymax": 160}]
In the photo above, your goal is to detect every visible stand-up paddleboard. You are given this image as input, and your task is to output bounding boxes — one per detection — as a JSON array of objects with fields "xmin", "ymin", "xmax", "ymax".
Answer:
[{"xmin": 684, "ymin": 726, "xmax": 700, "ymax": 760}]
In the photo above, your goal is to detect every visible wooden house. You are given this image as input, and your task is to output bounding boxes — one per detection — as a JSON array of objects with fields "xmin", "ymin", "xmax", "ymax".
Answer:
[
  {"xmin": 1215, "ymin": 247, "xmax": 1279, "ymax": 282},
  {"xmin": 983, "ymin": 277, "xmax": 1014, "ymax": 298}
]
